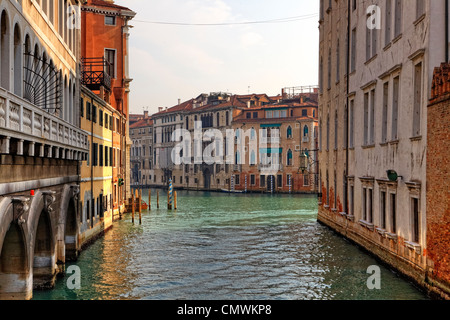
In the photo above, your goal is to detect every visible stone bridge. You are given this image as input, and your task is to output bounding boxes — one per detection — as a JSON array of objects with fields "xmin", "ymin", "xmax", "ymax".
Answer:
[{"xmin": 0, "ymin": 183, "xmax": 81, "ymax": 300}]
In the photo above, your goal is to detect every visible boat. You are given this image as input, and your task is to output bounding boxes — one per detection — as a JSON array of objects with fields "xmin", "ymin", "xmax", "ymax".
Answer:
[{"xmin": 221, "ymin": 188, "xmax": 244, "ymax": 194}]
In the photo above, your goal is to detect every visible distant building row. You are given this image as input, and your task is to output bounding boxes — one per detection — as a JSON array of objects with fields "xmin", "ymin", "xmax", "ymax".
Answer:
[{"xmin": 130, "ymin": 87, "xmax": 319, "ymax": 194}]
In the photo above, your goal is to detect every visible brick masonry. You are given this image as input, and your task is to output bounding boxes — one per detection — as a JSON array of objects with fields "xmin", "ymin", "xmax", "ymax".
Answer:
[{"xmin": 426, "ymin": 63, "xmax": 450, "ymax": 295}]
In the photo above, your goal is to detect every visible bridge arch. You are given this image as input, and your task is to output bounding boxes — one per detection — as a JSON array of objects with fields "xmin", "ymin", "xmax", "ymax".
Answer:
[
  {"xmin": 57, "ymin": 185, "xmax": 80, "ymax": 264},
  {"xmin": 28, "ymin": 192, "xmax": 57, "ymax": 290},
  {"xmin": 0, "ymin": 197, "xmax": 32, "ymax": 300}
]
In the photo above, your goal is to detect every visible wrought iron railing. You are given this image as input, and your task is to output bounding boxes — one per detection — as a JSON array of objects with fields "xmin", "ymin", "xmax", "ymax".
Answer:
[
  {"xmin": 23, "ymin": 51, "xmax": 61, "ymax": 111},
  {"xmin": 81, "ymin": 57, "xmax": 112, "ymax": 91}
]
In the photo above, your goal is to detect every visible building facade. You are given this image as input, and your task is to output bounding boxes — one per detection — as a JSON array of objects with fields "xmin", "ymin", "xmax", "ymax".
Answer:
[
  {"xmin": 130, "ymin": 114, "xmax": 154, "ymax": 188},
  {"xmin": 232, "ymin": 89, "xmax": 319, "ymax": 194},
  {"xmin": 318, "ymin": 0, "xmax": 449, "ymax": 298},
  {"xmin": 0, "ymin": 0, "xmax": 89, "ymax": 299},
  {"xmin": 81, "ymin": 0, "xmax": 135, "ymax": 211},
  {"xmin": 79, "ymin": 85, "xmax": 124, "ymax": 241}
]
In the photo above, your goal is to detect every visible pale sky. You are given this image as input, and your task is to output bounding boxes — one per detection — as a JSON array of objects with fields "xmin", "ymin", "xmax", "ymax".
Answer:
[{"xmin": 115, "ymin": 0, "xmax": 320, "ymax": 115}]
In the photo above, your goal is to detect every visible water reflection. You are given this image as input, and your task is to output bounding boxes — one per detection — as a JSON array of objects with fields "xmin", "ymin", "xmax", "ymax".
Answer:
[{"xmin": 34, "ymin": 191, "xmax": 428, "ymax": 300}]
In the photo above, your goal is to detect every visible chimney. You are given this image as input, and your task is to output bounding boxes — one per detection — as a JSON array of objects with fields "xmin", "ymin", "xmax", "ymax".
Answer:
[
  {"xmin": 178, "ymin": 99, "xmax": 181, "ymax": 105},
  {"xmin": 144, "ymin": 110, "xmax": 149, "ymax": 118},
  {"xmin": 158, "ymin": 107, "xmax": 163, "ymax": 112}
]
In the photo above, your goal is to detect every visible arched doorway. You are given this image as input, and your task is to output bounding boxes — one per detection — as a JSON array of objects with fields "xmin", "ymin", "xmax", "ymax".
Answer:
[
  {"xmin": 65, "ymin": 198, "xmax": 78, "ymax": 262},
  {"xmin": 33, "ymin": 210, "xmax": 55, "ymax": 290},
  {"xmin": 0, "ymin": 219, "xmax": 30, "ymax": 299}
]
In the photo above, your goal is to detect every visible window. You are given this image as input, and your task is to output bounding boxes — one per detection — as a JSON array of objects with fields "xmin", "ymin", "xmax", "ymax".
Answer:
[
  {"xmin": 382, "ymin": 82, "xmax": 389, "ymax": 143},
  {"xmin": 235, "ymin": 174, "xmax": 240, "ymax": 185},
  {"xmin": 363, "ymin": 89, "xmax": 376, "ymax": 146},
  {"xmin": 86, "ymin": 102, "xmax": 91, "ymax": 121},
  {"xmin": 93, "ymin": 143, "xmax": 98, "ymax": 166},
  {"xmin": 287, "ymin": 149, "xmax": 293, "ymax": 166},
  {"xmin": 303, "ymin": 174, "xmax": 309, "ymax": 186},
  {"xmin": 246, "ymin": 112, "xmax": 251, "ymax": 119},
  {"xmin": 105, "ymin": 15, "xmax": 116, "ymax": 26},
  {"xmin": 366, "ymin": 14, "xmax": 378, "ymax": 60},
  {"xmin": 351, "ymin": 28, "xmax": 356, "ymax": 72},
  {"xmin": 416, "ymin": 0, "xmax": 425, "ymax": 19},
  {"xmin": 253, "ymin": 112, "xmax": 258, "ymax": 119},
  {"xmin": 411, "ymin": 197, "xmax": 420, "ymax": 243},
  {"xmin": 390, "ymin": 193, "xmax": 397, "ymax": 233},
  {"xmin": 99, "ymin": 144, "xmax": 103, "ymax": 166},
  {"xmin": 99, "ymin": 109, "xmax": 103, "ymax": 127},
  {"xmin": 302, "ymin": 109, "xmax": 308, "ymax": 117},
  {"xmin": 80, "ymin": 98, "xmax": 84, "ymax": 117},
  {"xmin": 277, "ymin": 175, "xmax": 282, "ymax": 188},
  {"xmin": 392, "ymin": 76, "xmax": 399, "ymax": 140},
  {"xmin": 334, "ymin": 110, "xmax": 338, "ymax": 149},
  {"xmin": 413, "ymin": 62, "xmax": 422, "ymax": 137},
  {"xmin": 105, "ymin": 114, "xmax": 108, "ymax": 129},
  {"xmin": 105, "ymin": 49, "xmax": 115, "ymax": 78},
  {"xmin": 385, "ymin": 0, "xmax": 392, "ymax": 46},
  {"xmin": 105, "ymin": 146, "xmax": 108, "ymax": 167},
  {"xmin": 394, "ymin": 0, "xmax": 402, "ymax": 38},
  {"xmin": 250, "ymin": 174, "xmax": 255, "ymax": 186},
  {"xmin": 260, "ymin": 175, "xmax": 266, "ymax": 188},
  {"xmin": 349, "ymin": 99, "xmax": 354, "ymax": 148},
  {"xmin": 380, "ymin": 191, "xmax": 387, "ymax": 229},
  {"xmin": 287, "ymin": 126, "xmax": 293, "ymax": 139}
]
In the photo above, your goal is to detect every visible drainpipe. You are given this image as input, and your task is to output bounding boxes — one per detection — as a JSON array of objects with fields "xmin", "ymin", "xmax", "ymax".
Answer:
[
  {"xmin": 91, "ymin": 96, "xmax": 94, "ymax": 229},
  {"xmin": 446, "ymin": 0, "xmax": 449, "ymax": 62},
  {"xmin": 345, "ymin": 0, "xmax": 351, "ymax": 215}
]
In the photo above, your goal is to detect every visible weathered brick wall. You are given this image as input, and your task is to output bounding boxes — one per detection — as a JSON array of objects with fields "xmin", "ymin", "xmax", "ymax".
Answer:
[{"xmin": 427, "ymin": 63, "xmax": 450, "ymax": 290}]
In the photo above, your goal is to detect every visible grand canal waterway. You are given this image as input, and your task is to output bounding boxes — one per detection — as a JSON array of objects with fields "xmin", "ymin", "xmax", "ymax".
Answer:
[{"xmin": 34, "ymin": 191, "xmax": 428, "ymax": 300}]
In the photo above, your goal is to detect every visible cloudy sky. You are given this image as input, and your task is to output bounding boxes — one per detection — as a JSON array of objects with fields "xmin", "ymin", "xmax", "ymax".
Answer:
[{"xmin": 115, "ymin": 0, "xmax": 320, "ymax": 115}]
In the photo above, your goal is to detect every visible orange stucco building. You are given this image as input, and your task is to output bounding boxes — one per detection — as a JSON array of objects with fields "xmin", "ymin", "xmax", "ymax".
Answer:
[{"xmin": 81, "ymin": 0, "xmax": 135, "ymax": 205}]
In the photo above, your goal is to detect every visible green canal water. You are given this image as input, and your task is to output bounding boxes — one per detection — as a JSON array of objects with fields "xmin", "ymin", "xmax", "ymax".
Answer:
[{"xmin": 33, "ymin": 190, "xmax": 428, "ymax": 300}]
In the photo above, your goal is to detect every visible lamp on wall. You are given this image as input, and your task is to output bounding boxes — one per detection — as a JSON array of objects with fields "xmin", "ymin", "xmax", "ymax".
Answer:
[{"xmin": 387, "ymin": 170, "xmax": 403, "ymax": 182}]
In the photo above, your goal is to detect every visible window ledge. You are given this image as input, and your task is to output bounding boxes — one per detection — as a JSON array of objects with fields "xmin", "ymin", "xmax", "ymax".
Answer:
[
  {"xmin": 331, "ymin": 208, "xmax": 338, "ymax": 212},
  {"xmin": 379, "ymin": 142, "xmax": 389, "ymax": 147},
  {"xmin": 386, "ymin": 232, "xmax": 398, "ymax": 241},
  {"xmin": 405, "ymin": 241, "xmax": 422, "ymax": 254},
  {"xmin": 414, "ymin": 14, "xmax": 426, "ymax": 26},
  {"xmin": 346, "ymin": 214, "xmax": 355, "ymax": 222},
  {"xmin": 392, "ymin": 33, "xmax": 402, "ymax": 44},
  {"xmin": 383, "ymin": 42, "xmax": 392, "ymax": 52},
  {"xmin": 359, "ymin": 220, "xmax": 375, "ymax": 231},
  {"xmin": 362, "ymin": 144, "xmax": 376, "ymax": 149},
  {"xmin": 410, "ymin": 136, "xmax": 422, "ymax": 142},
  {"xmin": 339, "ymin": 212, "xmax": 347, "ymax": 217},
  {"xmin": 389, "ymin": 140, "xmax": 399, "ymax": 145},
  {"xmin": 376, "ymin": 227, "xmax": 387, "ymax": 236},
  {"xmin": 324, "ymin": 205, "xmax": 330, "ymax": 209},
  {"xmin": 365, "ymin": 54, "xmax": 378, "ymax": 66}
]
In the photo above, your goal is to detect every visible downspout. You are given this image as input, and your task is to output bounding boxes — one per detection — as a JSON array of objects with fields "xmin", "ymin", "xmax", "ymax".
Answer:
[
  {"xmin": 91, "ymin": 96, "xmax": 94, "ymax": 229},
  {"xmin": 446, "ymin": 0, "xmax": 449, "ymax": 62},
  {"xmin": 345, "ymin": 0, "xmax": 351, "ymax": 215}
]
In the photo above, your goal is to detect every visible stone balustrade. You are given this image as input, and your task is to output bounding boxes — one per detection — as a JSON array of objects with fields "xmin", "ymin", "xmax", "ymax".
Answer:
[{"xmin": 0, "ymin": 87, "xmax": 88, "ymax": 160}]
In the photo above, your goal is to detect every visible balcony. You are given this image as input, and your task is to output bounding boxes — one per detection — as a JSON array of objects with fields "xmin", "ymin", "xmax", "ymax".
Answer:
[
  {"xmin": 81, "ymin": 57, "xmax": 112, "ymax": 92},
  {"xmin": 0, "ymin": 87, "xmax": 89, "ymax": 159}
]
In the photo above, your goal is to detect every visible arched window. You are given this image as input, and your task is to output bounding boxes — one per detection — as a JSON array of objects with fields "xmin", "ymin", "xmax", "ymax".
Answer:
[
  {"xmin": 287, "ymin": 149, "xmax": 293, "ymax": 166},
  {"xmin": 1, "ymin": 10, "xmax": 11, "ymax": 90},
  {"xmin": 250, "ymin": 150, "xmax": 256, "ymax": 166},
  {"xmin": 13, "ymin": 24, "xmax": 22, "ymax": 97},
  {"xmin": 216, "ymin": 113, "xmax": 220, "ymax": 127},
  {"xmin": 287, "ymin": 126, "xmax": 292, "ymax": 139},
  {"xmin": 303, "ymin": 125, "xmax": 309, "ymax": 137},
  {"xmin": 235, "ymin": 151, "xmax": 240, "ymax": 165},
  {"xmin": 226, "ymin": 111, "xmax": 229, "ymax": 126},
  {"xmin": 250, "ymin": 127, "xmax": 256, "ymax": 140}
]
